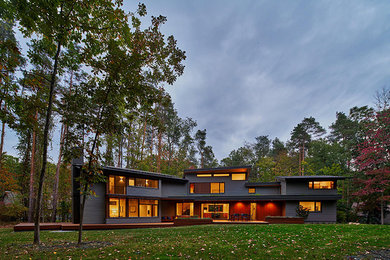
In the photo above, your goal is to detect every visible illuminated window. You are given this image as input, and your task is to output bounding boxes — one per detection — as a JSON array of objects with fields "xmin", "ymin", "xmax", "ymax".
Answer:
[
  {"xmin": 139, "ymin": 199, "xmax": 158, "ymax": 217},
  {"xmin": 146, "ymin": 179, "xmax": 159, "ymax": 188},
  {"xmin": 128, "ymin": 199, "xmax": 138, "ymax": 217},
  {"xmin": 214, "ymin": 173, "xmax": 229, "ymax": 177},
  {"xmin": 109, "ymin": 198, "xmax": 126, "ymax": 218},
  {"xmin": 176, "ymin": 203, "xmax": 194, "ymax": 216},
  {"xmin": 248, "ymin": 188, "xmax": 255, "ymax": 194},
  {"xmin": 197, "ymin": 174, "xmax": 212, "ymax": 177},
  {"xmin": 131, "ymin": 178, "xmax": 159, "ymax": 189},
  {"xmin": 190, "ymin": 183, "xmax": 195, "ymax": 193},
  {"xmin": 108, "ymin": 175, "xmax": 126, "ymax": 194},
  {"xmin": 231, "ymin": 173, "xmax": 246, "ymax": 180},
  {"xmin": 210, "ymin": 183, "xmax": 224, "ymax": 193},
  {"xmin": 299, "ymin": 201, "xmax": 321, "ymax": 212},
  {"xmin": 308, "ymin": 181, "xmax": 335, "ymax": 189}
]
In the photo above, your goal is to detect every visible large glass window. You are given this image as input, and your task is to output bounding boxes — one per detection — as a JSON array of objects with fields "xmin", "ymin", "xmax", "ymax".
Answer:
[
  {"xmin": 108, "ymin": 176, "xmax": 126, "ymax": 194},
  {"xmin": 128, "ymin": 199, "xmax": 139, "ymax": 217},
  {"xmin": 231, "ymin": 173, "xmax": 246, "ymax": 181},
  {"xmin": 129, "ymin": 177, "xmax": 159, "ymax": 189},
  {"xmin": 210, "ymin": 182, "xmax": 224, "ymax": 193},
  {"xmin": 176, "ymin": 203, "xmax": 194, "ymax": 216},
  {"xmin": 299, "ymin": 201, "xmax": 322, "ymax": 212},
  {"xmin": 190, "ymin": 183, "xmax": 224, "ymax": 194},
  {"xmin": 139, "ymin": 199, "xmax": 158, "ymax": 217},
  {"xmin": 308, "ymin": 181, "xmax": 335, "ymax": 189},
  {"xmin": 109, "ymin": 198, "xmax": 126, "ymax": 217}
]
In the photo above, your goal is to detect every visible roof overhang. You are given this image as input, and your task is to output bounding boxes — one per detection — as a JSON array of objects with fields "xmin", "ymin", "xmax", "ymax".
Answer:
[
  {"xmin": 164, "ymin": 195, "xmax": 342, "ymax": 201},
  {"xmin": 72, "ymin": 164, "xmax": 188, "ymax": 183}
]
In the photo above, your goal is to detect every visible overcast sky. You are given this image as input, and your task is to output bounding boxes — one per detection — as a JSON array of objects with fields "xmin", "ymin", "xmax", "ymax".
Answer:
[{"xmin": 5, "ymin": 0, "xmax": 390, "ymax": 162}]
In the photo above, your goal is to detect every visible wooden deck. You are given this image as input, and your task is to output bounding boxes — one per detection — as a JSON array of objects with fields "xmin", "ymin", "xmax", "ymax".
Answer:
[
  {"xmin": 13, "ymin": 222, "xmax": 174, "ymax": 232},
  {"xmin": 14, "ymin": 220, "xmax": 269, "ymax": 232}
]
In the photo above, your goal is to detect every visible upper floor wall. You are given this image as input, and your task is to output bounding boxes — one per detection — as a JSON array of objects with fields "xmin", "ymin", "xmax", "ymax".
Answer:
[
  {"xmin": 183, "ymin": 166, "xmax": 253, "ymax": 196},
  {"xmin": 277, "ymin": 176, "xmax": 345, "ymax": 196}
]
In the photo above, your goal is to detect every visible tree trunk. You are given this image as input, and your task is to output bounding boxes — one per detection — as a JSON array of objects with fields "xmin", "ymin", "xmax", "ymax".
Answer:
[
  {"xmin": 117, "ymin": 135, "xmax": 122, "ymax": 168},
  {"xmin": 34, "ymin": 41, "xmax": 62, "ymax": 245},
  {"xmin": 140, "ymin": 117, "xmax": 147, "ymax": 161},
  {"xmin": 78, "ymin": 182, "xmax": 88, "ymax": 245},
  {"xmin": 28, "ymin": 110, "xmax": 38, "ymax": 222},
  {"xmin": 381, "ymin": 192, "xmax": 384, "ymax": 225},
  {"xmin": 156, "ymin": 129, "xmax": 162, "ymax": 172},
  {"xmin": 51, "ymin": 123, "xmax": 66, "ymax": 222},
  {"xmin": 0, "ymin": 103, "xmax": 6, "ymax": 165}
]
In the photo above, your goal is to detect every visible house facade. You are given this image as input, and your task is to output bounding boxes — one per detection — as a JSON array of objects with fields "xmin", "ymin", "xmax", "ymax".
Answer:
[{"xmin": 72, "ymin": 163, "xmax": 344, "ymax": 224}]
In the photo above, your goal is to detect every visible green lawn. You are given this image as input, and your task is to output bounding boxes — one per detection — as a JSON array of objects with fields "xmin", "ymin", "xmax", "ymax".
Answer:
[{"xmin": 1, "ymin": 224, "xmax": 389, "ymax": 259}]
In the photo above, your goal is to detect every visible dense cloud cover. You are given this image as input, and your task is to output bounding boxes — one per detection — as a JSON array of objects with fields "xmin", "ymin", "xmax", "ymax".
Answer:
[
  {"xmin": 6, "ymin": 0, "xmax": 390, "ymax": 162},
  {"xmin": 126, "ymin": 0, "xmax": 390, "ymax": 160}
]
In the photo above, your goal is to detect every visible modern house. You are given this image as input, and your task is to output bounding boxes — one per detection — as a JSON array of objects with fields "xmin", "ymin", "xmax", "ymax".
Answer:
[{"xmin": 72, "ymin": 163, "xmax": 345, "ymax": 224}]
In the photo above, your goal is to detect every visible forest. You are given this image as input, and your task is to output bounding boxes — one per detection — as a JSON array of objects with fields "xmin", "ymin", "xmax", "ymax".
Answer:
[{"xmin": 0, "ymin": 0, "xmax": 389, "ymax": 241}]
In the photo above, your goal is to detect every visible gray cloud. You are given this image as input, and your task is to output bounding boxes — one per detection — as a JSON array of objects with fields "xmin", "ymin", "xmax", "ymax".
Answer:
[{"xmin": 5, "ymin": 0, "xmax": 390, "ymax": 163}]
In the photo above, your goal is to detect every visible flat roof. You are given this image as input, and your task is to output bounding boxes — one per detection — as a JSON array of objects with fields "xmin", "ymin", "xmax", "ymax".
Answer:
[
  {"xmin": 184, "ymin": 165, "xmax": 252, "ymax": 175},
  {"xmin": 245, "ymin": 182, "xmax": 280, "ymax": 187},
  {"xmin": 276, "ymin": 176, "xmax": 346, "ymax": 181},
  {"xmin": 73, "ymin": 164, "xmax": 187, "ymax": 183},
  {"xmin": 164, "ymin": 194, "xmax": 342, "ymax": 201}
]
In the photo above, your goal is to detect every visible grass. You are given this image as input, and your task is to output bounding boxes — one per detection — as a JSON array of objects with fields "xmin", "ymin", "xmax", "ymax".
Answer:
[{"xmin": 0, "ymin": 224, "xmax": 389, "ymax": 259}]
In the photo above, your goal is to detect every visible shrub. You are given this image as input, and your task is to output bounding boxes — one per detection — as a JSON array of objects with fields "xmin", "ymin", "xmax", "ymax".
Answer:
[{"xmin": 296, "ymin": 205, "xmax": 310, "ymax": 219}]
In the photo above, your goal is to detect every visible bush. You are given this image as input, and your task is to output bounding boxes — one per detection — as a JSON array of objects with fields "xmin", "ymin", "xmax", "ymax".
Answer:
[
  {"xmin": 296, "ymin": 205, "xmax": 310, "ymax": 219},
  {"xmin": 0, "ymin": 203, "xmax": 27, "ymax": 221}
]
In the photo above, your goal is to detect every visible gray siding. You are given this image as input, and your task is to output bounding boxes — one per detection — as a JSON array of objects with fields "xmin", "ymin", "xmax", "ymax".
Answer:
[
  {"xmin": 280, "ymin": 181, "xmax": 286, "ymax": 195},
  {"xmin": 185, "ymin": 175, "xmax": 249, "ymax": 196},
  {"xmin": 253, "ymin": 187, "xmax": 280, "ymax": 195},
  {"xmin": 284, "ymin": 181, "xmax": 338, "ymax": 195},
  {"xmin": 83, "ymin": 183, "xmax": 106, "ymax": 224},
  {"xmin": 106, "ymin": 217, "xmax": 160, "ymax": 224},
  {"xmin": 126, "ymin": 180, "xmax": 162, "ymax": 197},
  {"xmin": 285, "ymin": 200, "xmax": 337, "ymax": 223},
  {"xmin": 161, "ymin": 181, "xmax": 187, "ymax": 196}
]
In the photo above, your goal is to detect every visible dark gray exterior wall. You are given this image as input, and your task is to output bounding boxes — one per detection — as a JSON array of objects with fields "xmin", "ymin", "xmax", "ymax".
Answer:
[
  {"xmin": 106, "ymin": 217, "xmax": 161, "ymax": 224},
  {"xmin": 283, "ymin": 181, "xmax": 338, "ymax": 196},
  {"xmin": 184, "ymin": 174, "xmax": 250, "ymax": 196},
  {"xmin": 83, "ymin": 183, "xmax": 106, "ymax": 224},
  {"xmin": 252, "ymin": 186, "xmax": 280, "ymax": 195},
  {"xmin": 285, "ymin": 200, "xmax": 337, "ymax": 223},
  {"xmin": 126, "ymin": 180, "xmax": 162, "ymax": 197},
  {"xmin": 161, "ymin": 181, "xmax": 187, "ymax": 197}
]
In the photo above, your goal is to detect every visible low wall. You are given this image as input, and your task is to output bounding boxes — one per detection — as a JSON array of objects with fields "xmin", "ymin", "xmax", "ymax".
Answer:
[
  {"xmin": 173, "ymin": 218, "xmax": 213, "ymax": 226},
  {"xmin": 265, "ymin": 216, "xmax": 304, "ymax": 224}
]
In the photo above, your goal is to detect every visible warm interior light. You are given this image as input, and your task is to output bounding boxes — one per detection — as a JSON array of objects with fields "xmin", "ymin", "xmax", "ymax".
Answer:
[{"xmin": 119, "ymin": 176, "xmax": 124, "ymax": 182}]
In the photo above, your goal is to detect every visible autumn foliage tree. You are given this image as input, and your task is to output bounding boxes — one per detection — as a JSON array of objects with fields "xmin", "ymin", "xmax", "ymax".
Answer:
[{"xmin": 354, "ymin": 109, "xmax": 390, "ymax": 224}]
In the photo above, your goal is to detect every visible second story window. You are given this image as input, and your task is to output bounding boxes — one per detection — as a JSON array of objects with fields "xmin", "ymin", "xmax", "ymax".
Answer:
[
  {"xmin": 248, "ymin": 188, "xmax": 255, "ymax": 194},
  {"xmin": 190, "ymin": 182, "xmax": 224, "ymax": 194},
  {"xmin": 308, "ymin": 181, "xmax": 335, "ymax": 189},
  {"xmin": 211, "ymin": 182, "xmax": 224, "ymax": 193},
  {"xmin": 231, "ymin": 173, "xmax": 246, "ymax": 181},
  {"xmin": 128, "ymin": 177, "xmax": 159, "ymax": 189},
  {"xmin": 108, "ymin": 175, "xmax": 126, "ymax": 194}
]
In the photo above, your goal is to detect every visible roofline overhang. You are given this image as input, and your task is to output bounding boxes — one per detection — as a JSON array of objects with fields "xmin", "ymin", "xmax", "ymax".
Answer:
[
  {"xmin": 72, "ymin": 164, "xmax": 188, "ymax": 183},
  {"xmin": 164, "ymin": 195, "xmax": 342, "ymax": 201}
]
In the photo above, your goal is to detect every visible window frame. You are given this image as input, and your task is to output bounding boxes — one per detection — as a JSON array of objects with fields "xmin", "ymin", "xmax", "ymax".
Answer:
[
  {"xmin": 299, "ymin": 201, "xmax": 322, "ymax": 212},
  {"xmin": 308, "ymin": 181, "xmax": 335, "ymax": 190},
  {"xmin": 231, "ymin": 173, "xmax": 246, "ymax": 181},
  {"xmin": 190, "ymin": 182, "xmax": 225, "ymax": 194},
  {"xmin": 107, "ymin": 197, "xmax": 159, "ymax": 218},
  {"xmin": 248, "ymin": 188, "xmax": 256, "ymax": 194}
]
